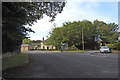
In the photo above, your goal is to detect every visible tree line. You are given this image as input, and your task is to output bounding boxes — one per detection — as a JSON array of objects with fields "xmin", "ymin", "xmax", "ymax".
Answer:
[{"xmin": 47, "ymin": 20, "xmax": 118, "ymax": 50}]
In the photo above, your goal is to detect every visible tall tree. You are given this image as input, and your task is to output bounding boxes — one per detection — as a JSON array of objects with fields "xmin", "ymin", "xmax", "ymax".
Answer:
[
  {"xmin": 2, "ymin": 2, "xmax": 66, "ymax": 53},
  {"xmin": 93, "ymin": 20, "xmax": 118, "ymax": 44},
  {"xmin": 47, "ymin": 20, "xmax": 118, "ymax": 50},
  {"xmin": 47, "ymin": 27, "xmax": 63, "ymax": 49},
  {"xmin": 22, "ymin": 38, "xmax": 32, "ymax": 45}
]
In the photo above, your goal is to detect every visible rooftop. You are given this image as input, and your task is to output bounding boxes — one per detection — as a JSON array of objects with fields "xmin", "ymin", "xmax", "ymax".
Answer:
[{"xmin": 21, "ymin": 44, "xmax": 30, "ymax": 47}]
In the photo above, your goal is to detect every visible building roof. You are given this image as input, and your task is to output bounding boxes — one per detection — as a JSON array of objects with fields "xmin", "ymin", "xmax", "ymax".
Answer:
[{"xmin": 21, "ymin": 44, "xmax": 30, "ymax": 47}]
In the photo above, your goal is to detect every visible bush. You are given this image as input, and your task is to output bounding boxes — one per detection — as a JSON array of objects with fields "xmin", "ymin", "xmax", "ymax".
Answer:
[
  {"xmin": 105, "ymin": 43, "xmax": 120, "ymax": 50},
  {"xmin": 113, "ymin": 42, "xmax": 120, "ymax": 50},
  {"xmin": 105, "ymin": 44, "xmax": 114, "ymax": 49},
  {"xmin": 68, "ymin": 45, "xmax": 79, "ymax": 51},
  {"xmin": 37, "ymin": 49, "xmax": 58, "ymax": 51}
]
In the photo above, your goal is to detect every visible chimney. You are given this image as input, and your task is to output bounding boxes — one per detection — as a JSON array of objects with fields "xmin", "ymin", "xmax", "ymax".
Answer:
[{"xmin": 43, "ymin": 37, "xmax": 44, "ymax": 41}]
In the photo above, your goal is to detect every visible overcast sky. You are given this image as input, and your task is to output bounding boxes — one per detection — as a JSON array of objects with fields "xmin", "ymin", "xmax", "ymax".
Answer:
[{"xmin": 26, "ymin": 0, "xmax": 119, "ymax": 40}]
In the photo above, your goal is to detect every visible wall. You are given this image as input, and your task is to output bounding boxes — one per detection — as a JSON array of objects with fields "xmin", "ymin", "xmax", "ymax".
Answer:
[
  {"xmin": 21, "ymin": 46, "xmax": 29, "ymax": 51},
  {"xmin": 40, "ymin": 42, "xmax": 56, "ymax": 49}
]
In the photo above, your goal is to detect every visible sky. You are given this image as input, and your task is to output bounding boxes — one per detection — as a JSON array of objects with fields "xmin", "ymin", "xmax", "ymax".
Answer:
[{"xmin": 26, "ymin": 0, "xmax": 119, "ymax": 40}]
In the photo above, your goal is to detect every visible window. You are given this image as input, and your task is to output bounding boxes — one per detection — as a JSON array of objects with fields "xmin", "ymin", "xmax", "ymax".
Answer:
[
  {"xmin": 47, "ymin": 46, "xmax": 49, "ymax": 50},
  {"xmin": 43, "ymin": 46, "xmax": 45, "ymax": 49}
]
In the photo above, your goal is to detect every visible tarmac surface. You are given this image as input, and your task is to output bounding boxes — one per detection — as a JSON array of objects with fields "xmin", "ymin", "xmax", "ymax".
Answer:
[{"xmin": 2, "ymin": 51, "xmax": 118, "ymax": 78}]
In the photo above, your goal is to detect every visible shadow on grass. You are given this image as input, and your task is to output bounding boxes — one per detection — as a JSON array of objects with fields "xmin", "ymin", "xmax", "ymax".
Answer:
[{"xmin": 2, "ymin": 52, "xmax": 28, "ymax": 70}]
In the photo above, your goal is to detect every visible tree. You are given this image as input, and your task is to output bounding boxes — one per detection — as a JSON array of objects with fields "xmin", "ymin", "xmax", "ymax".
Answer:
[
  {"xmin": 22, "ymin": 38, "xmax": 32, "ymax": 45},
  {"xmin": 47, "ymin": 20, "xmax": 97, "ymax": 50},
  {"xmin": 47, "ymin": 27, "xmax": 63, "ymax": 49},
  {"xmin": 93, "ymin": 20, "xmax": 118, "ymax": 44},
  {"xmin": 2, "ymin": 2, "xmax": 66, "ymax": 53},
  {"xmin": 47, "ymin": 20, "xmax": 118, "ymax": 50}
]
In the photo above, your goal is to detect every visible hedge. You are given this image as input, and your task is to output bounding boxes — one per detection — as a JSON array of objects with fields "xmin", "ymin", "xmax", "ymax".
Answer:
[
  {"xmin": 106, "ymin": 42, "xmax": 120, "ymax": 50},
  {"xmin": 113, "ymin": 42, "xmax": 120, "ymax": 50}
]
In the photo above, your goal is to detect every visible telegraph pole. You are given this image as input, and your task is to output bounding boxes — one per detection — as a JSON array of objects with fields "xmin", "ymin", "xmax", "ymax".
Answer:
[
  {"xmin": 82, "ymin": 25, "xmax": 84, "ymax": 50},
  {"xmin": 60, "ymin": 41, "xmax": 62, "ymax": 51}
]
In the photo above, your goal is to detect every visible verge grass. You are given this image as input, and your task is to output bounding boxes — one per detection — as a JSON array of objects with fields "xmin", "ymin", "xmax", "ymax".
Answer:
[
  {"xmin": 64, "ymin": 50, "xmax": 86, "ymax": 53},
  {"xmin": 2, "ymin": 52, "xmax": 28, "ymax": 70},
  {"xmin": 111, "ymin": 50, "xmax": 120, "ymax": 54}
]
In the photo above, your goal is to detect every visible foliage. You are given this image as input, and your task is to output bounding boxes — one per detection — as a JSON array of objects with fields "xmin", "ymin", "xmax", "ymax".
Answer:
[
  {"xmin": 113, "ymin": 42, "xmax": 120, "ymax": 50},
  {"xmin": 94, "ymin": 20, "xmax": 118, "ymax": 43},
  {"xmin": 22, "ymin": 38, "xmax": 32, "ymax": 44},
  {"xmin": 47, "ymin": 27, "xmax": 63, "ymax": 49},
  {"xmin": 68, "ymin": 45, "xmax": 79, "ymax": 51},
  {"xmin": 105, "ymin": 44, "xmax": 114, "ymax": 49},
  {"xmin": 32, "ymin": 40, "xmax": 42, "ymax": 44},
  {"xmin": 38, "ymin": 49, "xmax": 58, "ymax": 51},
  {"xmin": 37, "ymin": 45, "xmax": 41, "ymax": 48},
  {"xmin": 47, "ymin": 20, "xmax": 118, "ymax": 50},
  {"xmin": 105, "ymin": 42, "xmax": 120, "ymax": 50},
  {"xmin": 2, "ymin": 2, "xmax": 66, "ymax": 53}
]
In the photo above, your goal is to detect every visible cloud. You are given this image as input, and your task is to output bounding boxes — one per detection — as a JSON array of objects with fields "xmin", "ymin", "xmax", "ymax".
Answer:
[
  {"xmin": 68, "ymin": 0, "xmax": 119, "ymax": 2},
  {"xmin": 55, "ymin": 1, "xmax": 117, "ymax": 26},
  {"xmin": 27, "ymin": 15, "xmax": 54, "ymax": 40},
  {"xmin": 27, "ymin": 1, "xmax": 117, "ymax": 40},
  {"xmin": 53, "ymin": 1, "xmax": 114, "ymax": 27}
]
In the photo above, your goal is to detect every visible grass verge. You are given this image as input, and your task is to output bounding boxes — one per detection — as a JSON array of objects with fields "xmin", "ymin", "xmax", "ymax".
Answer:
[
  {"xmin": 2, "ymin": 52, "xmax": 28, "ymax": 70},
  {"xmin": 64, "ymin": 50, "xmax": 86, "ymax": 53},
  {"xmin": 37, "ymin": 49, "xmax": 60, "ymax": 51},
  {"xmin": 111, "ymin": 50, "xmax": 120, "ymax": 54}
]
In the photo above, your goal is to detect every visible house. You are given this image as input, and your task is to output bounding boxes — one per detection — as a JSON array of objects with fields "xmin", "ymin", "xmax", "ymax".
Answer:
[
  {"xmin": 21, "ymin": 44, "xmax": 34, "ymax": 52},
  {"xmin": 39, "ymin": 37, "xmax": 56, "ymax": 50},
  {"xmin": 21, "ymin": 38, "xmax": 56, "ymax": 51}
]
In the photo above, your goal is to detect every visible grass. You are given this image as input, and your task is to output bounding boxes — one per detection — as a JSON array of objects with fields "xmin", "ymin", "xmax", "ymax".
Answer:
[
  {"xmin": 37, "ymin": 49, "xmax": 60, "ymax": 51},
  {"xmin": 2, "ymin": 52, "xmax": 28, "ymax": 70},
  {"xmin": 111, "ymin": 50, "xmax": 120, "ymax": 54},
  {"xmin": 64, "ymin": 50, "xmax": 86, "ymax": 53}
]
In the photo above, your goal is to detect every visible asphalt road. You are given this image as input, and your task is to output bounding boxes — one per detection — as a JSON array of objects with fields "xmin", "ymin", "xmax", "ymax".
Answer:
[{"xmin": 3, "ymin": 51, "xmax": 118, "ymax": 78}]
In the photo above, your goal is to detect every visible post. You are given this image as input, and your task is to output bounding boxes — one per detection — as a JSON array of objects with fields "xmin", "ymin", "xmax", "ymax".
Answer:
[
  {"xmin": 82, "ymin": 26, "xmax": 84, "ymax": 50},
  {"xmin": 60, "ymin": 41, "xmax": 62, "ymax": 51}
]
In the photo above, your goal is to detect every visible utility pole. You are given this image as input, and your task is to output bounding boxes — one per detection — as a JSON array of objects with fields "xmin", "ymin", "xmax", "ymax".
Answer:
[
  {"xmin": 82, "ymin": 25, "xmax": 84, "ymax": 50},
  {"xmin": 60, "ymin": 41, "xmax": 62, "ymax": 51}
]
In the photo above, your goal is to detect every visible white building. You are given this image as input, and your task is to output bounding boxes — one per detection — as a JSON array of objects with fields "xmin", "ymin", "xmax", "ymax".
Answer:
[{"xmin": 39, "ymin": 37, "xmax": 56, "ymax": 50}]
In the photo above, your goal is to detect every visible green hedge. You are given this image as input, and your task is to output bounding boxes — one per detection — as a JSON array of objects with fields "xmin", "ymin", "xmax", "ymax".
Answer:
[
  {"xmin": 113, "ymin": 42, "xmax": 120, "ymax": 50},
  {"xmin": 38, "ymin": 49, "xmax": 58, "ymax": 51},
  {"xmin": 67, "ymin": 45, "xmax": 79, "ymax": 51},
  {"xmin": 106, "ymin": 42, "xmax": 120, "ymax": 50},
  {"xmin": 106, "ymin": 44, "xmax": 114, "ymax": 49}
]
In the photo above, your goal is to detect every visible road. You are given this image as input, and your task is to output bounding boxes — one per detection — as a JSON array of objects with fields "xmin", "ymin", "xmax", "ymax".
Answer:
[{"xmin": 3, "ymin": 51, "xmax": 118, "ymax": 78}]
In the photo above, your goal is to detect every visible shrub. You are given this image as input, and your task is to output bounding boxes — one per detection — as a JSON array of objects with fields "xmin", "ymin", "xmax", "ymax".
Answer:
[
  {"xmin": 68, "ymin": 45, "xmax": 78, "ymax": 51},
  {"xmin": 105, "ymin": 44, "xmax": 114, "ymax": 49},
  {"xmin": 113, "ymin": 42, "xmax": 120, "ymax": 50},
  {"xmin": 38, "ymin": 49, "xmax": 58, "ymax": 51}
]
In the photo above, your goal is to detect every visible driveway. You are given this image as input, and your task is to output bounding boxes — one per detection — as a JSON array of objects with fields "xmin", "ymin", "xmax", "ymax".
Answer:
[{"xmin": 3, "ymin": 51, "xmax": 118, "ymax": 78}]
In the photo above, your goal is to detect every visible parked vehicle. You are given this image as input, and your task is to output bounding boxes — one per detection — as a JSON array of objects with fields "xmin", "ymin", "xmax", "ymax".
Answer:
[{"xmin": 100, "ymin": 46, "xmax": 111, "ymax": 53}]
